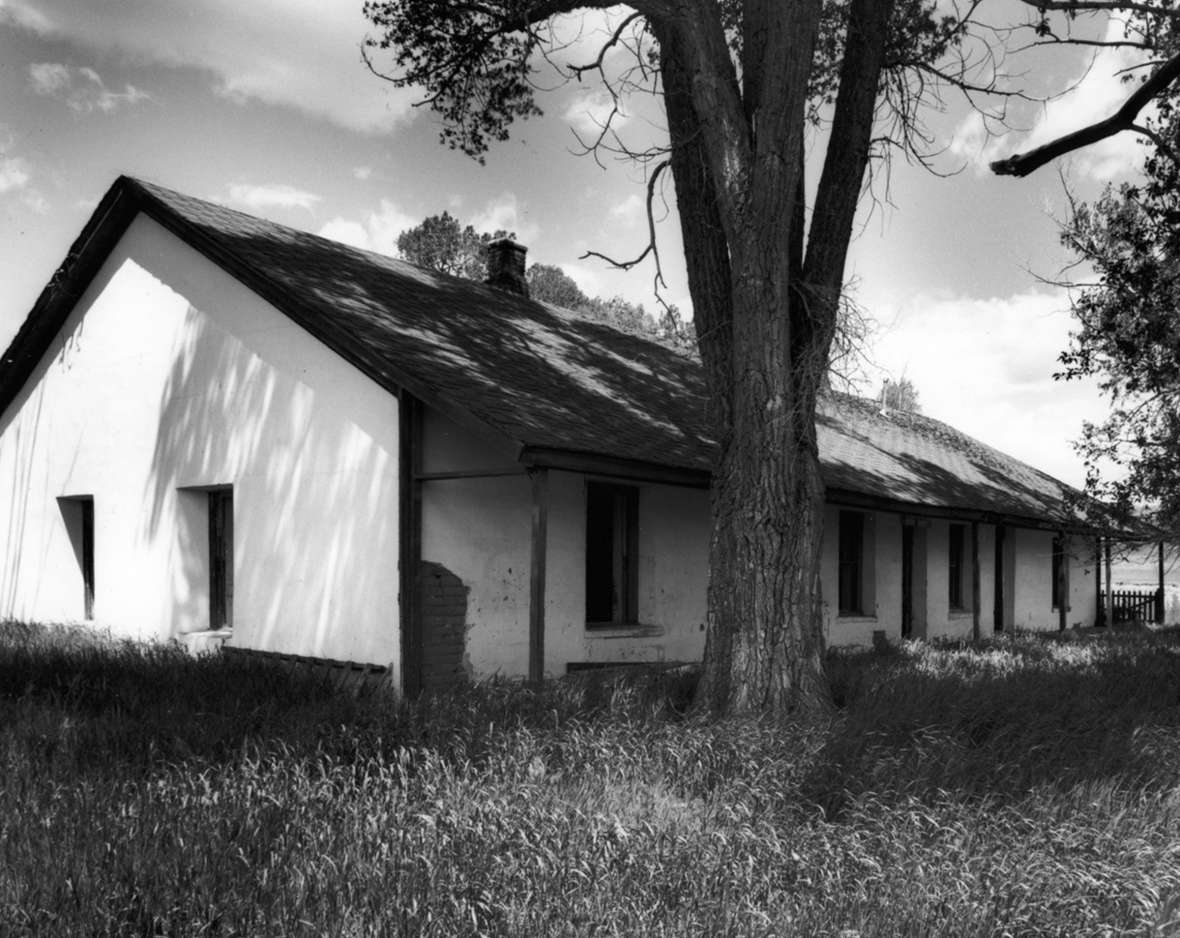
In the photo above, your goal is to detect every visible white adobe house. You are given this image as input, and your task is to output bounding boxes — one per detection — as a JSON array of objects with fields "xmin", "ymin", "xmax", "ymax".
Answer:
[{"xmin": 0, "ymin": 177, "xmax": 1131, "ymax": 693}]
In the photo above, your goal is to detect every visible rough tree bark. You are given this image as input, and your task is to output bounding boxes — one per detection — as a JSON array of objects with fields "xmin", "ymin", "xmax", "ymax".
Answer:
[{"xmin": 654, "ymin": 0, "xmax": 893, "ymax": 713}]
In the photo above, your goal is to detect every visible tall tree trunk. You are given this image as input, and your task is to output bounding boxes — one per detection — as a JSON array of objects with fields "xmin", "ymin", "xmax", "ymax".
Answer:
[
  {"xmin": 656, "ymin": 9, "xmax": 830, "ymax": 715},
  {"xmin": 655, "ymin": 0, "xmax": 892, "ymax": 715},
  {"xmin": 696, "ymin": 284, "xmax": 831, "ymax": 713}
]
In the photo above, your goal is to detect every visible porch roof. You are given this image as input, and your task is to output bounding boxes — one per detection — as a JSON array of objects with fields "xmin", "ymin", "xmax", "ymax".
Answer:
[{"xmin": 0, "ymin": 176, "xmax": 1120, "ymax": 533}]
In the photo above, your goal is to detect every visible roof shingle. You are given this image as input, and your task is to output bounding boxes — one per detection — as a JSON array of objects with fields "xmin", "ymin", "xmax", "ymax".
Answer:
[{"xmin": 0, "ymin": 176, "xmax": 1116, "ymax": 532}]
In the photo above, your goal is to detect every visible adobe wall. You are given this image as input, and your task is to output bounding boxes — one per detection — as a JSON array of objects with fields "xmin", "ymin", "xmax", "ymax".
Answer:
[{"xmin": 0, "ymin": 215, "xmax": 401, "ymax": 668}]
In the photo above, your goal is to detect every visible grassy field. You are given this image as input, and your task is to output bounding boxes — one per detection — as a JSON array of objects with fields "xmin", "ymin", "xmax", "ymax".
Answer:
[{"xmin": 2, "ymin": 622, "xmax": 1180, "ymax": 936}]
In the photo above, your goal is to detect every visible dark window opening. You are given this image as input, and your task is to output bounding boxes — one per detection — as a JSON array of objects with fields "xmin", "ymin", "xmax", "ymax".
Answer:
[
  {"xmin": 948, "ymin": 524, "xmax": 966, "ymax": 610},
  {"xmin": 1051, "ymin": 534, "xmax": 1065, "ymax": 610},
  {"xmin": 838, "ymin": 511, "xmax": 865, "ymax": 615},
  {"xmin": 209, "ymin": 489, "xmax": 234, "ymax": 630},
  {"xmin": 80, "ymin": 499, "xmax": 94, "ymax": 620},
  {"xmin": 585, "ymin": 482, "xmax": 638, "ymax": 626},
  {"xmin": 59, "ymin": 496, "xmax": 95, "ymax": 620}
]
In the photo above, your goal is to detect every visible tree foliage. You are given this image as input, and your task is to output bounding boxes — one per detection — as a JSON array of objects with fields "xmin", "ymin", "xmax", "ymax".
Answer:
[
  {"xmin": 526, "ymin": 263, "xmax": 590, "ymax": 308},
  {"xmin": 1014, "ymin": 5, "xmax": 1180, "ymax": 529},
  {"xmin": 397, "ymin": 218, "xmax": 697, "ymax": 348},
  {"xmin": 880, "ymin": 377, "xmax": 921, "ymax": 413},
  {"xmin": 1059, "ymin": 97, "xmax": 1180, "ymax": 527},
  {"xmin": 396, "ymin": 211, "xmax": 513, "ymax": 279}
]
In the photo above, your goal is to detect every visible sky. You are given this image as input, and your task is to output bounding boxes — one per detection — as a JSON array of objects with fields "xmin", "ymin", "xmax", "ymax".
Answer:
[{"xmin": 0, "ymin": 0, "xmax": 1156, "ymax": 488}]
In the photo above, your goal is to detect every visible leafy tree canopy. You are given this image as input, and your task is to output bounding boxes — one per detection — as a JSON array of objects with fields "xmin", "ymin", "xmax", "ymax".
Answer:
[
  {"xmin": 1037, "ymin": 5, "xmax": 1180, "ymax": 530},
  {"xmin": 396, "ymin": 211, "xmax": 514, "ymax": 279},
  {"xmin": 880, "ymin": 377, "xmax": 921, "ymax": 413},
  {"xmin": 397, "ymin": 217, "xmax": 696, "ymax": 348}
]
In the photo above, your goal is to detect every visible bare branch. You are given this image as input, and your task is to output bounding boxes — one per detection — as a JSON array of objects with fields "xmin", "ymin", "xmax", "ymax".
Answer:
[
  {"xmin": 579, "ymin": 159, "xmax": 671, "ymax": 290},
  {"xmin": 567, "ymin": 11, "xmax": 644, "ymax": 80},
  {"xmin": 1017, "ymin": 0, "xmax": 1180, "ymax": 15},
  {"xmin": 1129, "ymin": 120, "xmax": 1180, "ymax": 162},
  {"xmin": 991, "ymin": 48, "xmax": 1180, "ymax": 176}
]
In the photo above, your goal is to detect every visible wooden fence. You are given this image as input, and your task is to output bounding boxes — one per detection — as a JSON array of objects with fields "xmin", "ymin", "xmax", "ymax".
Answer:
[{"xmin": 1098, "ymin": 588, "xmax": 1161, "ymax": 626}]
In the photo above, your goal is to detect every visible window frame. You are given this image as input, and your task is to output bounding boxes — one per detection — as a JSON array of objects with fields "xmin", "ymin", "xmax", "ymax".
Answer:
[
  {"xmin": 837, "ymin": 510, "xmax": 866, "ymax": 616},
  {"xmin": 948, "ymin": 523, "xmax": 966, "ymax": 611},
  {"xmin": 584, "ymin": 481, "xmax": 640, "ymax": 628},
  {"xmin": 1051, "ymin": 533, "xmax": 1065, "ymax": 611}
]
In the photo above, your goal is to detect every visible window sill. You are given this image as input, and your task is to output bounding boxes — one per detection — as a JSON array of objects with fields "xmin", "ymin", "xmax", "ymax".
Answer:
[
  {"xmin": 836, "ymin": 613, "xmax": 877, "ymax": 622},
  {"xmin": 585, "ymin": 623, "xmax": 665, "ymax": 639},
  {"xmin": 948, "ymin": 610, "xmax": 974, "ymax": 619},
  {"xmin": 175, "ymin": 628, "xmax": 233, "ymax": 655}
]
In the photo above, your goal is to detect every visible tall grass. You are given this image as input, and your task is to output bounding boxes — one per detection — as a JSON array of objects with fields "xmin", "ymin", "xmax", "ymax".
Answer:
[{"xmin": 2, "ymin": 621, "xmax": 1179, "ymax": 936}]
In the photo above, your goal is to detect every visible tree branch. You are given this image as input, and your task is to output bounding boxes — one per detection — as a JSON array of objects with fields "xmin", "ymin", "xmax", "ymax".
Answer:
[
  {"xmin": 1017, "ymin": 0, "xmax": 1178, "ymax": 14},
  {"xmin": 991, "ymin": 48, "xmax": 1180, "ymax": 176},
  {"xmin": 567, "ymin": 11, "xmax": 644, "ymax": 80},
  {"xmin": 579, "ymin": 159, "xmax": 670, "ymax": 286}
]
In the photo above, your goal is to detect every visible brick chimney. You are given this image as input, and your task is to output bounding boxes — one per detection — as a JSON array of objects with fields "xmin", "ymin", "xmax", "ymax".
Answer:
[{"xmin": 485, "ymin": 238, "xmax": 529, "ymax": 298}]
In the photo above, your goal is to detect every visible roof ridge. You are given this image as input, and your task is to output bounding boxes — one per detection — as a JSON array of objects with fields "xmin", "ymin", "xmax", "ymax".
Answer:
[{"xmin": 2, "ymin": 174, "xmax": 1131, "ymax": 534}]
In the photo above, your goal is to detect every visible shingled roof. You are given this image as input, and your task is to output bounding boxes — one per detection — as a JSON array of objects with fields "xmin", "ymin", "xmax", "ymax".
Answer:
[{"xmin": 0, "ymin": 176, "xmax": 1112, "ymax": 533}]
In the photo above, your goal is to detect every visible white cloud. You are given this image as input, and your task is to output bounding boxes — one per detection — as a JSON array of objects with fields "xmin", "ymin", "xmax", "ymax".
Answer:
[
  {"xmin": 0, "ymin": 0, "xmax": 53, "ymax": 33},
  {"xmin": 29, "ymin": 62, "xmax": 150, "ymax": 113},
  {"xmin": 317, "ymin": 199, "xmax": 417, "ymax": 255},
  {"xmin": 470, "ymin": 192, "xmax": 541, "ymax": 246},
  {"xmin": 0, "ymin": 125, "xmax": 31, "ymax": 194},
  {"xmin": 563, "ymin": 88, "xmax": 629, "ymax": 138},
  {"xmin": 868, "ymin": 288, "xmax": 1108, "ymax": 487},
  {"xmin": 0, "ymin": 158, "xmax": 30, "ymax": 194},
  {"xmin": 28, "ymin": 61, "xmax": 69, "ymax": 95},
  {"xmin": 226, "ymin": 183, "xmax": 321, "ymax": 211},
  {"xmin": 608, "ymin": 192, "xmax": 643, "ymax": 222},
  {"xmin": 353, "ymin": 166, "xmax": 373, "ymax": 181},
  {"xmin": 4, "ymin": 0, "xmax": 417, "ymax": 133}
]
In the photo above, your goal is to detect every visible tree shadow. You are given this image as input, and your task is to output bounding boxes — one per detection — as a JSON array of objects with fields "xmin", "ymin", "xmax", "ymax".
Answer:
[
  {"xmin": 817, "ymin": 395, "xmax": 1093, "ymax": 525},
  {"xmin": 146, "ymin": 191, "xmax": 717, "ymax": 472}
]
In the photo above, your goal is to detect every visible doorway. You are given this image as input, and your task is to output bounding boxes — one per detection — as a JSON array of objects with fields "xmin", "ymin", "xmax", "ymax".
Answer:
[
  {"xmin": 901, "ymin": 522, "xmax": 927, "ymax": 639},
  {"xmin": 993, "ymin": 524, "xmax": 1006, "ymax": 633}
]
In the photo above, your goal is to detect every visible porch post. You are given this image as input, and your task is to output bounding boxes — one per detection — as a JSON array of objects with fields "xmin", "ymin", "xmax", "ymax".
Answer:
[
  {"xmin": 1095, "ymin": 537, "xmax": 1103, "ymax": 627},
  {"xmin": 1158, "ymin": 540, "xmax": 1166, "ymax": 624},
  {"xmin": 399, "ymin": 394, "xmax": 424, "ymax": 697},
  {"xmin": 528, "ymin": 467, "xmax": 549, "ymax": 683},
  {"xmin": 971, "ymin": 521, "xmax": 981, "ymax": 641},
  {"xmin": 1058, "ymin": 533, "xmax": 1068, "ymax": 633},
  {"xmin": 1104, "ymin": 539, "xmax": 1114, "ymax": 628}
]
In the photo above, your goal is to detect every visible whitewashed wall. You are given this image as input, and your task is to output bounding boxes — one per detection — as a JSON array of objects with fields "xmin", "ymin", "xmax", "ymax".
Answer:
[
  {"xmin": 418, "ymin": 409, "xmax": 708, "ymax": 679},
  {"xmin": 544, "ymin": 470, "xmax": 709, "ymax": 674},
  {"xmin": 823, "ymin": 510, "xmax": 1022, "ymax": 645},
  {"xmin": 0, "ymin": 216, "xmax": 401, "ymax": 667},
  {"xmin": 418, "ymin": 408, "xmax": 531, "ymax": 678}
]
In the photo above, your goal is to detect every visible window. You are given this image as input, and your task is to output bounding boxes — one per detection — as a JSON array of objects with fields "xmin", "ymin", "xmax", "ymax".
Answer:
[
  {"xmin": 585, "ymin": 482, "xmax": 639, "ymax": 626},
  {"xmin": 838, "ymin": 511, "xmax": 865, "ymax": 615},
  {"xmin": 59, "ymin": 496, "xmax": 95, "ymax": 619},
  {"xmin": 208, "ymin": 488, "xmax": 234, "ymax": 630},
  {"xmin": 948, "ymin": 524, "xmax": 966, "ymax": 610},
  {"xmin": 1051, "ymin": 534, "xmax": 1065, "ymax": 610}
]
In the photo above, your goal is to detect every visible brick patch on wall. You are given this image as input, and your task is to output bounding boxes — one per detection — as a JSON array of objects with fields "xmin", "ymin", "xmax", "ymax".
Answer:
[{"xmin": 418, "ymin": 560, "xmax": 470, "ymax": 690}]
